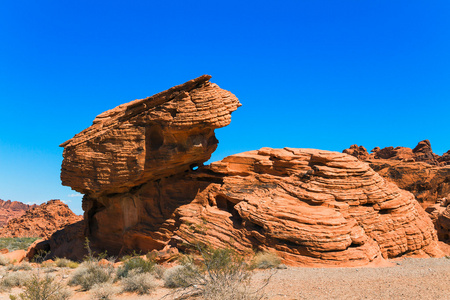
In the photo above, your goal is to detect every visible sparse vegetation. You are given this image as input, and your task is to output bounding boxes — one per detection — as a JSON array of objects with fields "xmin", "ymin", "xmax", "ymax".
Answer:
[
  {"xmin": 116, "ymin": 256, "xmax": 155, "ymax": 278},
  {"xmin": 0, "ymin": 271, "xmax": 32, "ymax": 290},
  {"xmin": 0, "ymin": 254, "xmax": 10, "ymax": 266},
  {"xmin": 55, "ymin": 258, "xmax": 78, "ymax": 269},
  {"xmin": 250, "ymin": 251, "xmax": 281, "ymax": 269},
  {"xmin": 120, "ymin": 269, "xmax": 156, "ymax": 295},
  {"xmin": 0, "ymin": 237, "xmax": 40, "ymax": 252},
  {"xmin": 7, "ymin": 262, "xmax": 33, "ymax": 272},
  {"xmin": 164, "ymin": 244, "xmax": 269, "ymax": 300},
  {"xmin": 90, "ymin": 282, "xmax": 120, "ymax": 300},
  {"xmin": 16, "ymin": 273, "xmax": 72, "ymax": 300},
  {"xmin": 69, "ymin": 261, "xmax": 115, "ymax": 291}
]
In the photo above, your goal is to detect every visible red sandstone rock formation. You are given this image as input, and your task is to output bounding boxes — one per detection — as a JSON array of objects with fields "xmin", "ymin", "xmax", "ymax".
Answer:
[
  {"xmin": 0, "ymin": 200, "xmax": 82, "ymax": 239},
  {"xmin": 343, "ymin": 141, "xmax": 450, "ymax": 245},
  {"xmin": 0, "ymin": 199, "xmax": 37, "ymax": 227},
  {"xmin": 54, "ymin": 76, "xmax": 441, "ymax": 266},
  {"xmin": 60, "ymin": 75, "xmax": 241, "ymax": 197},
  {"xmin": 344, "ymin": 140, "xmax": 449, "ymax": 166}
]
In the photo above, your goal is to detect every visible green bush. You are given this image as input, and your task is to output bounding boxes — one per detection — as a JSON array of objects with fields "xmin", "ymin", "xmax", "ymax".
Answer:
[
  {"xmin": 69, "ymin": 261, "xmax": 114, "ymax": 291},
  {"xmin": 120, "ymin": 269, "xmax": 156, "ymax": 295},
  {"xmin": 116, "ymin": 256, "xmax": 154, "ymax": 278},
  {"xmin": 17, "ymin": 273, "xmax": 72, "ymax": 300},
  {"xmin": 250, "ymin": 251, "xmax": 281, "ymax": 269}
]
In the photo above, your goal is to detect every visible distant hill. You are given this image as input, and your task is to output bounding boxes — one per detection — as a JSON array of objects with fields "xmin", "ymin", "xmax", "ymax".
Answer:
[
  {"xmin": 0, "ymin": 199, "xmax": 82, "ymax": 238},
  {"xmin": 0, "ymin": 199, "xmax": 37, "ymax": 227}
]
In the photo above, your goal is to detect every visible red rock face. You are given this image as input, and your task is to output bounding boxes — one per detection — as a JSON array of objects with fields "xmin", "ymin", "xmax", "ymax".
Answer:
[
  {"xmin": 79, "ymin": 148, "xmax": 440, "ymax": 266},
  {"xmin": 343, "ymin": 141, "xmax": 450, "ymax": 245},
  {"xmin": 344, "ymin": 140, "xmax": 449, "ymax": 166},
  {"xmin": 56, "ymin": 77, "xmax": 441, "ymax": 265},
  {"xmin": 0, "ymin": 199, "xmax": 37, "ymax": 228},
  {"xmin": 60, "ymin": 75, "xmax": 241, "ymax": 197},
  {"xmin": 0, "ymin": 200, "xmax": 82, "ymax": 238}
]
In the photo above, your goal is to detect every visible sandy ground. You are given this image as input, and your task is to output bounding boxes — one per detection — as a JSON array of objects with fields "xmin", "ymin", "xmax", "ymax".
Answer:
[
  {"xmin": 1, "ymin": 257, "xmax": 449, "ymax": 300},
  {"xmin": 254, "ymin": 257, "xmax": 450, "ymax": 300}
]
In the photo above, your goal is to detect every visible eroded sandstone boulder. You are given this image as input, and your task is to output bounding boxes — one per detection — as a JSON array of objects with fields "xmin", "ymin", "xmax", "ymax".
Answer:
[
  {"xmin": 60, "ymin": 75, "xmax": 241, "ymax": 197},
  {"xmin": 77, "ymin": 148, "xmax": 440, "ymax": 266},
  {"xmin": 56, "ymin": 77, "xmax": 442, "ymax": 265}
]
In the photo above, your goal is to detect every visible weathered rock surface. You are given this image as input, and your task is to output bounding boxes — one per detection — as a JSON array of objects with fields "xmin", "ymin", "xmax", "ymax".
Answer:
[
  {"xmin": 0, "ymin": 200, "xmax": 82, "ymax": 239},
  {"xmin": 78, "ymin": 148, "xmax": 440, "ymax": 266},
  {"xmin": 344, "ymin": 140, "xmax": 449, "ymax": 166},
  {"xmin": 55, "ymin": 77, "xmax": 441, "ymax": 266},
  {"xmin": 60, "ymin": 75, "xmax": 241, "ymax": 197},
  {"xmin": 0, "ymin": 199, "xmax": 37, "ymax": 227},
  {"xmin": 343, "ymin": 141, "xmax": 450, "ymax": 245}
]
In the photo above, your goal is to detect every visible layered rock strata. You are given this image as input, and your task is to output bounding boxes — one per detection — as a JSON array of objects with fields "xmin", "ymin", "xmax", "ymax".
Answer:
[
  {"xmin": 0, "ymin": 200, "xmax": 82, "ymax": 238},
  {"xmin": 77, "ymin": 148, "xmax": 439, "ymax": 266},
  {"xmin": 58, "ymin": 76, "xmax": 441, "ymax": 265},
  {"xmin": 344, "ymin": 140, "xmax": 449, "ymax": 166},
  {"xmin": 60, "ymin": 75, "xmax": 241, "ymax": 197},
  {"xmin": 343, "ymin": 141, "xmax": 450, "ymax": 244}
]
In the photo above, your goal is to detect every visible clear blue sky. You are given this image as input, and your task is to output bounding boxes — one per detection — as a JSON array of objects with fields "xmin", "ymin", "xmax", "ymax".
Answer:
[{"xmin": 1, "ymin": 1, "xmax": 449, "ymax": 215}]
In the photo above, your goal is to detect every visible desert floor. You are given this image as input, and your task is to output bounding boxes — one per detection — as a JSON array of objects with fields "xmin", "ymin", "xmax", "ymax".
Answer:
[{"xmin": 1, "ymin": 256, "xmax": 449, "ymax": 300}]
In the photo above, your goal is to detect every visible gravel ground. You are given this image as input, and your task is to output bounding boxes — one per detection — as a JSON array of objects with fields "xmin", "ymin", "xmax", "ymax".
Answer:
[{"xmin": 254, "ymin": 257, "xmax": 450, "ymax": 300}]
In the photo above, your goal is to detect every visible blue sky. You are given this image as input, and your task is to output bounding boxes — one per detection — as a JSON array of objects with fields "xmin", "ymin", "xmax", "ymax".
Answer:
[{"xmin": 0, "ymin": 1, "xmax": 449, "ymax": 215}]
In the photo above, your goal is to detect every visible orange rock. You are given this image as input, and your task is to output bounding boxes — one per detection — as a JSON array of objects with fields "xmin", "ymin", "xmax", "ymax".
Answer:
[
  {"xmin": 0, "ymin": 199, "xmax": 37, "ymax": 227},
  {"xmin": 56, "ymin": 79, "xmax": 441, "ymax": 266},
  {"xmin": 60, "ymin": 75, "xmax": 241, "ymax": 197},
  {"xmin": 343, "ymin": 141, "xmax": 450, "ymax": 246},
  {"xmin": 4, "ymin": 249, "xmax": 27, "ymax": 264},
  {"xmin": 74, "ymin": 148, "xmax": 441, "ymax": 266},
  {"xmin": 0, "ymin": 200, "xmax": 82, "ymax": 239},
  {"xmin": 0, "ymin": 248, "xmax": 8, "ymax": 254}
]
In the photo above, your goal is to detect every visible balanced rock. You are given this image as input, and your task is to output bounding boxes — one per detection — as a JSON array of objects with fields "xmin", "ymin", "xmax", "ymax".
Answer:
[
  {"xmin": 60, "ymin": 75, "xmax": 241, "ymax": 197},
  {"xmin": 57, "ymin": 77, "xmax": 441, "ymax": 265},
  {"xmin": 0, "ymin": 200, "xmax": 82, "ymax": 239}
]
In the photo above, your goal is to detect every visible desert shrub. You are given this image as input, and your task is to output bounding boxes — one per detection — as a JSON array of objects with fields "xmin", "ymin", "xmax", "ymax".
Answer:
[
  {"xmin": 0, "ymin": 254, "xmax": 10, "ymax": 266},
  {"xmin": 164, "ymin": 245, "xmax": 266, "ymax": 300},
  {"xmin": 153, "ymin": 264, "xmax": 165, "ymax": 279},
  {"xmin": 54, "ymin": 258, "xmax": 78, "ymax": 269},
  {"xmin": 116, "ymin": 256, "xmax": 154, "ymax": 278},
  {"xmin": 17, "ymin": 273, "xmax": 72, "ymax": 300},
  {"xmin": 41, "ymin": 261, "xmax": 56, "ymax": 268},
  {"xmin": 0, "ymin": 271, "xmax": 32, "ymax": 290},
  {"xmin": 7, "ymin": 262, "xmax": 33, "ymax": 271},
  {"xmin": 163, "ymin": 264, "xmax": 197, "ymax": 288},
  {"xmin": 0, "ymin": 237, "xmax": 39, "ymax": 252},
  {"xmin": 69, "ymin": 261, "xmax": 115, "ymax": 291},
  {"xmin": 120, "ymin": 269, "xmax": 156, "ymax": 295},
  {"xmin": 250, "ymin": 251, "xmax": 281, "ymax": 269},
  {"xmin": 90, "ymin": 282, "xmax": 120, "ymax": 300}
]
